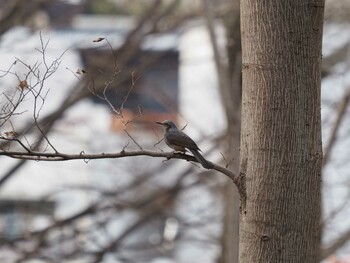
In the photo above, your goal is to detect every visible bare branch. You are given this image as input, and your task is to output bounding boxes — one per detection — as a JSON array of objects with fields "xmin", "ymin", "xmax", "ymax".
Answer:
[
  {"xmin": 323, "ymin": 87, "xmax": 350, "ymax": 167},
  {"xmin": 0, "ymin": 148, "xmax": 239, "ymax": 185},
  {"xmin": 321, "ymin": 226, "xmax": 350, "ymax": 260}
]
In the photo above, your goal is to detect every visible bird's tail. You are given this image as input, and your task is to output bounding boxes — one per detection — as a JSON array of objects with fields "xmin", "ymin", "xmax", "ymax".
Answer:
[{"xmin": 189, "ymin": 149, "xmax": 214, "ymax": 169}]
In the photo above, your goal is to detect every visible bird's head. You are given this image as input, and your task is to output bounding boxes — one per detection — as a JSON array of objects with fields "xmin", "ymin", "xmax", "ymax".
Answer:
[{"xmin": 156, "ymin": 120, "xmax": 177, "ymax": 131}]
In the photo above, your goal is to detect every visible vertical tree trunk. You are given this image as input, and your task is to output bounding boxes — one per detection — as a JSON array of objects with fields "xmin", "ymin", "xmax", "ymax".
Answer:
[
  {"xmin": 203, "ymin": 1, "xmax": 241, "ymax": 262},
  {"xmin": 239, "ymin": 1, "xmax": 324, "ymax": 262},
  {"xmin": 220, "ymin": 2, "xmax": 242, "ymax": 263}
]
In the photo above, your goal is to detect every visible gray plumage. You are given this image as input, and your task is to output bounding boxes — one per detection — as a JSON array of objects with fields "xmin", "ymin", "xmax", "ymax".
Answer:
[{"xmin": 156, "ymin": 120, "xmax": 213, "ymax": 169}]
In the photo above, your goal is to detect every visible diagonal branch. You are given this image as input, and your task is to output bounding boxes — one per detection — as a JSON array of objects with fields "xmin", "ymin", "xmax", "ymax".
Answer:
[
  {"xmin": 321, "ymin": 226, "xmax": 350, "ymax": 260},
  {"xmin": 323, "ymin": 87, "xmax": 350, "ymax": 167}
]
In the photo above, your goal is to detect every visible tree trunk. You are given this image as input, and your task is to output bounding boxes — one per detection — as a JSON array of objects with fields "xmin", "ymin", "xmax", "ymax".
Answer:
[
  {"xmin": 239, "ymin": 1, "xmax": 324, "ymax": 262},
  {"xmin": 220, "ymin": 2, "xmax": 242, "ymax": 263},
  {"xmin": 203, "ymin": 0, "xmax": 242, "ymax": 262}
]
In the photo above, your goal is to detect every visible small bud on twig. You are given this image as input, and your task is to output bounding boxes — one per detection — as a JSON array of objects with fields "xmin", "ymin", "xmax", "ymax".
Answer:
[
  {"xmin": 93, "ymin": 37, "xmax": 105, "ymax": 43},
  {"xmin": 76, "ymin": 69, "xmax": 87, "ymax": 75}
]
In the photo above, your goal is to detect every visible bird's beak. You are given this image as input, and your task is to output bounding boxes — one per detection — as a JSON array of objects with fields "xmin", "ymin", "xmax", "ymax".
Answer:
[{"xmin": 155, "ymin": 121, "xmax": 164, "ymax": 126}]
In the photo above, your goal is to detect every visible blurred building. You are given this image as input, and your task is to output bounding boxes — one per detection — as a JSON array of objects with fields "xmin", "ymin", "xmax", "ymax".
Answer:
[
  {"xmin": 80, "ymin": 47, "xmax": 179, "ymax": 131},
  {"xmin": 0, "ymin": 10, "xmax": 224, "ymax": 263}
]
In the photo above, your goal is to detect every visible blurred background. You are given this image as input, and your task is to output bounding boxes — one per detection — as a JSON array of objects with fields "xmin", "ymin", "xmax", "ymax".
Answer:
[{"xmin": 0, "ymin": 0, "xmax": 349, "ymax": 262}]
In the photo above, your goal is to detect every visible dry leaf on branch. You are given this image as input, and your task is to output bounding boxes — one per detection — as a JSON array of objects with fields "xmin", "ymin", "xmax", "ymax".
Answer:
[
  {"xmin": 1, "ymin": 131, "xmax": 18, "ymax": 139},
  {"xmin": 18, "ymin": 80, "xmax": 28, "ymax": 91}
]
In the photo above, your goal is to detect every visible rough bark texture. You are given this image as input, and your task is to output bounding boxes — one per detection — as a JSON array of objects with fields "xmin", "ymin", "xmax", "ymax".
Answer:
[{"xmin": 239, "ymin": 1, "xmax": 324, "ymax": 262}]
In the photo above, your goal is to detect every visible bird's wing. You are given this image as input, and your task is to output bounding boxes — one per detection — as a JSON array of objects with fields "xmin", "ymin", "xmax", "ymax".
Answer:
[{"xmin": 166, "ymin": 130, "xmax": 200, "ymax": 151}]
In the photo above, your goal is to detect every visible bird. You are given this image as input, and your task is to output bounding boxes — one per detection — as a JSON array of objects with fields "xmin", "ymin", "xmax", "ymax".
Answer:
[{"xmin": 156, "ymin": 120, "xmax": 213, "ymax": 169}]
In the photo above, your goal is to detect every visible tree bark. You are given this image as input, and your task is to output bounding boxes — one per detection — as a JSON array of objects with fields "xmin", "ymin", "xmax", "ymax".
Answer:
[{"xmin": 239, "ymin": 1, "xmax": 324, "ymax": 262}]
